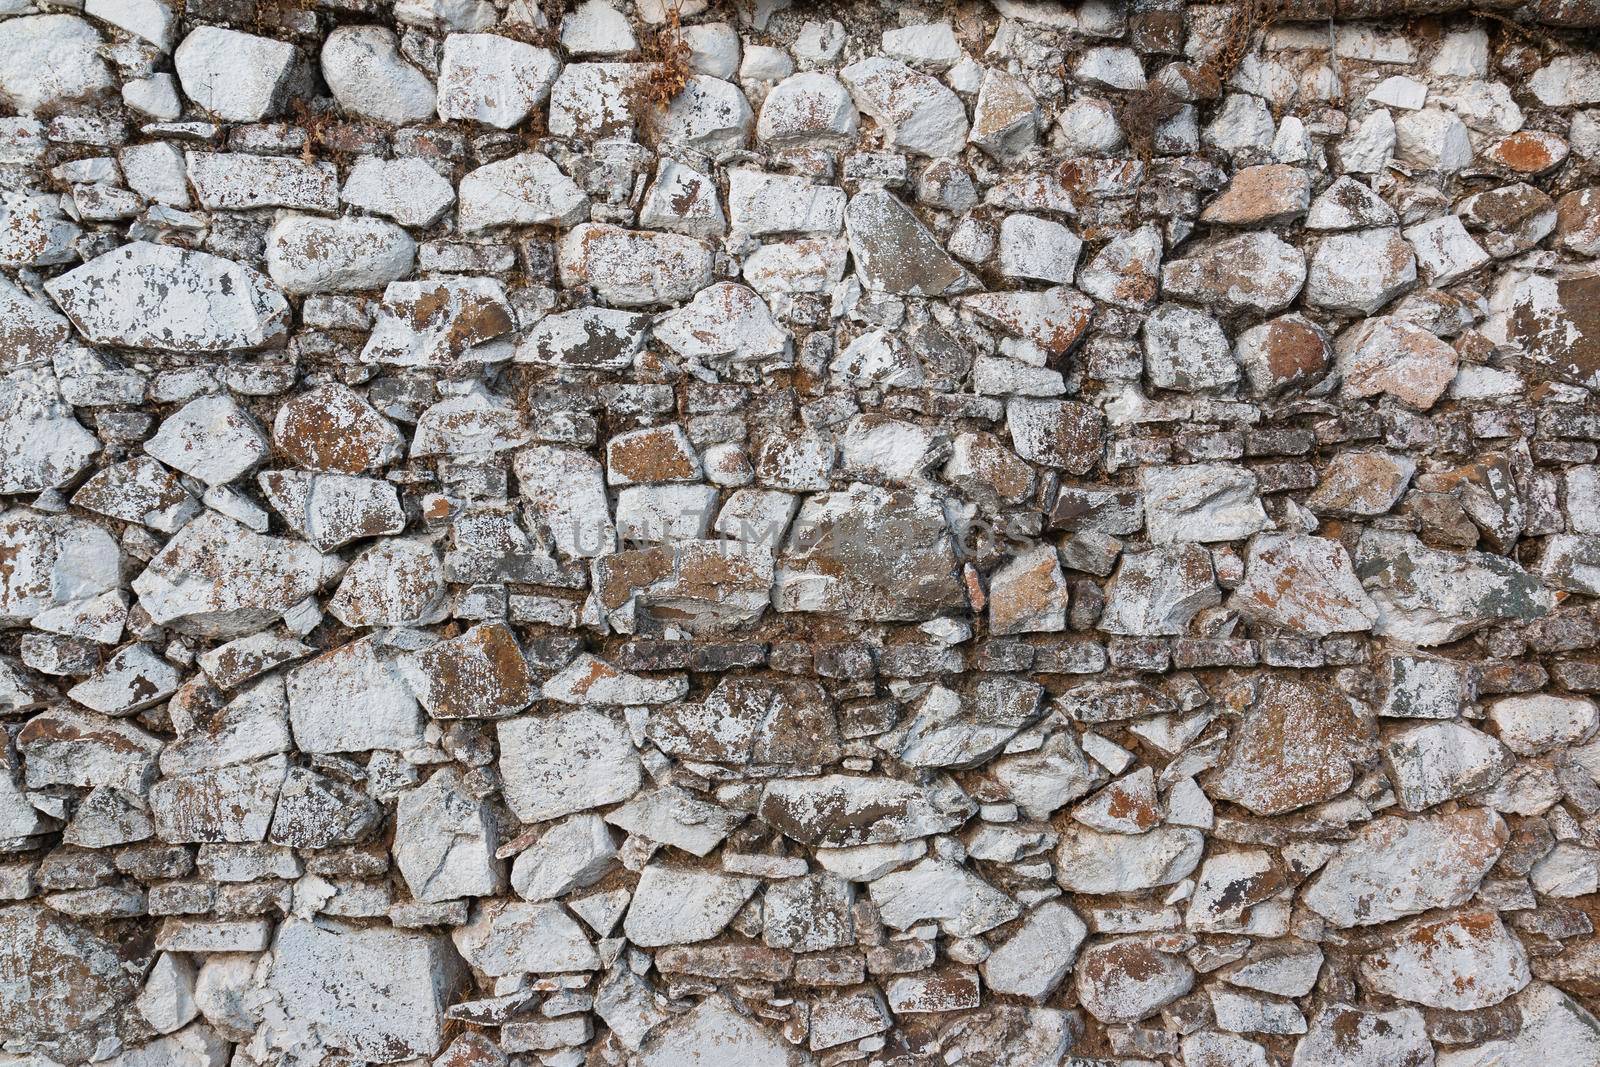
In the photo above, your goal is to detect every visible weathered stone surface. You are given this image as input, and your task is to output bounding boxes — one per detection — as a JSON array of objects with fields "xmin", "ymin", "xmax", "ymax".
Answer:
[
  {"xmin": 558, "ymin": 224, "xmax": 714, "ymax": 307},
  {"xmin": 1306, "ymin": 451, "xmax": 1416, "ymax": 517},
  {"xmin": 1383, "ymin": 720, "xmax": 1511, "ymax": 810},
  {"xmin": 510, "ymin": 814, "xmax": 616, "ymax": 902},
  {"xmin": 1488, "ymin": 693, "xmax": 1598, "ymax": 755},
  {"xmin": 1208, "ymin": 675, "xmax": 1376, "ymax": 815},
  {"xmin": 1336, "ymin": 315, "xmax": 1458, "ymax": 409},
  {"xmin": 1306, "ymin": 228, "xmax": 1417, "ymax": 313},
  {"xmin": 453, "ymin": 900, "xmax": 596, "ymax": 976},
  {"xmin": 650, "ymin": 674, "xmax": 837, "ymax": 766},
  {"xmin": 624, "ymin": 866, "xmax": 758, "ymax": 947},
  {"xmin": 395, "ymin": 768, "xmax": 501, "ymax": 903},
  {"xmin": 845, "ymin": 188, "xmax": 974, "ymax": 297},
  {"xmin": 46, "ymin": 242, "xmax": 290, "ymax": 352},
  {"xmin": 988, "ymin": 545, "xmax": 1068, "ymax": 635},
  {"xmin": 980, "ymin": 900, "xmax": 1087, "ymax": 1000},
  {"xmin": 174, "ymin": 26, "xmax": 301, "ymax": 121},
  {"xmin": 636, "ymin": 996, "xmax": 800, "ymax": 1067},
  {"xmin": 870, "ymin": 859, "xmax": 1019, "ymax": 936},
  {"xmin": 150, "ymin": 755, "xmax": 286, "ymax": 843},
  {"xmin": 133, "ymin": 513, "xmax": 328, "ymax": 638},
  {"xmin": 287, "ymin": 637, "xmax": 423, "ymax": 754},
  {"xmin": 1304, "ymin": 809, "xmax": 1508, "ymax": 927},
  {"xmin": 437, "ymin": 34, "xmax": 559, "ymax": 128},
  {"xmin": 1141, "ymin": 464, "xmax": 1267, "ymax": 544},
  {"xmin": 1099, "ymin": 546, "xmax": 1220, "ymax": 636},
  {"xmin": 1006, "ymin": 397, "xmax": 1103, "ymax": 472},
  {"xmin": 1488, "ymin": 264, "xmax": 1595, "ymax": 377},
  {"xmin": 1358, "ymin": 530, "xmax": 1553, "ymax": 645},
  {"xmin": 0, "ymin": 904, "xmax": 137, "ymax": 1043},
  {"xmin": 265, "ymin": 214, "xmax": 416, "ymax": 294},
  {"xmin": 1294, "ymin": 1005, "xmax": 1433, "ymax": 1067},
  {"xmin": 774, "ymin": 482, "xmax": 964, "ymax": 621},
  {"xmin": 1201, "ymin": 164, "xmax": 1311, "ymax": 225},
  {"xmin": 840, "ymin": 57, "xmax": 968, "ymax": 157},
  {"xmin": 1230, "ymin": 535, "xmax": 1378, "ymax": 635},
  {"xmin": 187, "ymin": 153, "xmax": 337, "ymax": 213},
  {"xmin": 1436, "ymin": 983, "xmax": 1600, "ymax": 1067},
  {"xmin": 0, "ymin": 372, "xmax": 99, "ymax": 495},
  {"xmin": 1076, "ymin": 937, "xmax": 1195, "ymax": 1024},
  {"xmin": 498, "ymin": 710, "xmax": 642, "ymax": 821},
  {"xmin": 1056, "ymin": 825, "xmax": 1204, "ymax": 893},
  {"xmin": 1143, "ymin": 303, "xmax": 1237, "ymax": 391},
  {"xmin": 758, "ymin": 72, "xmax": 858, "ymax": 145},
  {"xmin": 458, "ymin": 152, "xmax": 588, "ymax": 233},
  {"xmin": 1360, "ymin": 910, "xmax": 1530, "ymax": 1010},
  {"xmin": 146, "ymin": 394, "xmax": 269, "ymax": 487},
  {"xmin": 759, "ymin": 775, "xmax": 973, "ymax": 847},
  {"xmin": 514, "ymin": 445, "xmax": 616, "ymax": 559},
  {"xmin": 341, "ymin": 156, "xmax": 456, "ymax": 227},
  {"xmin": 4, "ymin": 8, "xmax": 1599, "ymax": 1062},
  {"xmin": 1161, "ymin": 233, "xmax": 1307, "ymax": 313},
  {"xmin": 401, "ymin": 622, "xmax": 533, "ymax": 720},
  {"xmin": 2, "ymin": 15, "xmax": 115, "ymax": 116},
  {"xmin": 321, "ymin": 25, "xmax": 436, "ymax": 124},
  {"xmin": 266, "ymin": 919, "xmax": 463, "ymax": 1062}
]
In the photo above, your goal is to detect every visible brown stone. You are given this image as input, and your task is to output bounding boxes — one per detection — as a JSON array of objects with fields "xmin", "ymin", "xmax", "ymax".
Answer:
[
  {"xmin": 1235, "ymin": 314, "xmax": 1332, "ymax": 396},
  {"xmin": 1206, "ymin": 674, "xmax": 1377, "ymax": 816},
  {"xmin": 1495, "ymin": 272, "xmax": 1600, "ymax": 388},
  {"xmin": 273, "ymin": 383, "xmax": 404, "ymax": 473},
  {"xmin": 1306, "ymin": 450, "xmax": 1415, "ymax": 518},
  {"xmin": 1336, "ymin": 316, "xmax": 1458, "ymax": 410},
  {"xmin": 1485, "ymin": 130, "xmax": 1569, "ymax": 175},
  {"xmin": 1199, "ymin": 164, "xmax": 1311, "ymax": 226},
  {"xmin": 405, "ymin": 621, "xmax": 535, "ymax": 720},
  {"xmin": 1458, "ymin": 182, "xmax": 1558, "ymax": 258},
  {"xmin": 606, "ymin": 424, "xmax": 702, "ymax": 485},
  {"xmin": 0, "ymin": 904, "xmax": 139, "ymax": 1044},
  {"xmin": 1556, "ymin": 187, "xmax": 1600, "ymax": 256}
]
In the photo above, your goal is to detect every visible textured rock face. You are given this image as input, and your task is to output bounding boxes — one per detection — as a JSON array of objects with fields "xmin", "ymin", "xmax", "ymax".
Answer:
[
  {"xmin": 45, "ymin": 242, "xmax": 290, "ymax": 351},
  {"xmin": 4, "ymin": 3, "xmax": 1600, "ymax": 1065}
]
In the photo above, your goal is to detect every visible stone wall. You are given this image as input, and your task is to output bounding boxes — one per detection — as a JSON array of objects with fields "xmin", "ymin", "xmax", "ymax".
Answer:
[{"xmin": 2, "ymin": 0, "xmax": 1600, "ymax": 1064}]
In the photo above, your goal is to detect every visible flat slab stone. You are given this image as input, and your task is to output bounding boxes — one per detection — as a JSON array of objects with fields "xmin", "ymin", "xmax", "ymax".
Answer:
[{"xmin": 46, "ymin": 242, "xmax": 290, "ymax": 352}]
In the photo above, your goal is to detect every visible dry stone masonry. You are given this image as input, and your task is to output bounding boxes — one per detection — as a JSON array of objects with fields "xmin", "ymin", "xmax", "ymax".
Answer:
[{"xmin": 4, "ymin": 0, "xmax": 1600, "ymax": 1064}]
